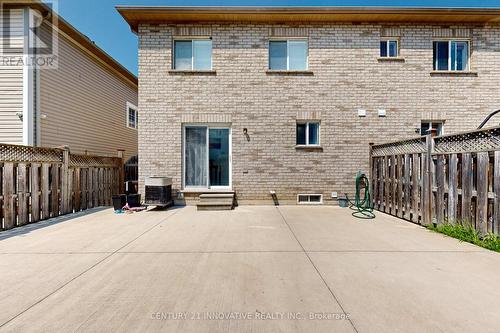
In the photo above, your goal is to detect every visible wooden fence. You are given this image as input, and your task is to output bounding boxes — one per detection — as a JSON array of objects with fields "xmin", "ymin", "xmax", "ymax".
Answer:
[
  {"xmin": 0, "ymin": 144, "xmax": 124, "ymax": 231},
  {"xmin": 370, "ymin": 126, "xmax": 500, "ymax": 236}
]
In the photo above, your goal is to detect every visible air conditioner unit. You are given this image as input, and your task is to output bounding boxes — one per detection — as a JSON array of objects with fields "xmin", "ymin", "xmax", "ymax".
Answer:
[{"xmin": 145, "ymin": 177, "xmax": 173, "ymax": 207}]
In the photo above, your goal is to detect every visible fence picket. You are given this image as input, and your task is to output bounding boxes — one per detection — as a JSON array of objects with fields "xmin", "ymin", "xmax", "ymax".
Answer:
[
  {"xmin": 17, "ymin": 163, "xmax": 29, "ymax": 226},
  {"xmin": 494, "ymin": 151, "xmax": 500, "ymax": 235},
  {"xmin": 0, "ymin": 166, "xmax": 3, "ymax": 227},
  {"xmin": 379, "ymin": 158, "xmax": 385, "ymax": 212},
  {"xmin": 390, "ymin": 155, "xmax": 396, "ymax": 215},
  {"xmin": 461, "ymin": 153, "xmax": 473, "ymax": 226},
  {"xmin": 384, "ymin": 157, "xmax": 390, "ymax": 213},
  {"xmin": 2, "ymin": 163, "xmax": 15, "ymax": 230},
  {"xmin": 373, "ymin": 157, "xmax": 379, "ymax": 209},
  {"xmin": 51, "ymin": 164, "xmax": 59, "ymax": 218},
  {"xmin": 41, "ymin": 163, "xmax": 50, "ymax": 219},
  {"xmin": 411, "ymin": 154, "xmax": 420, "ymax": 223},
  {"xmin": 31, "ymin": 163, "xmax": 41, "ymax": 223},
  {"xmin": 435, "ymin": 155, "xmax": 445, "ymax": 225},
  {"xmin": 74, "ymin": 168, "xmax": 81, "ymax": 212},
  {"xmin": 404, "ymin": 154, "xmax": 411, "ymax": 220},
  {"xmin": 93, "ymin": 168, "xmax": 99, "ymax": 207},
  {"xmin": 397, "ymin": 155, "xmax": 403, "ymax": 218},
  {"xmin": 448, "ymin": 154, "xmax": 458, "ymax": 224},
  {"xmin": 476, "ymin": 152, "xmax": 488, "ymax": 236}
]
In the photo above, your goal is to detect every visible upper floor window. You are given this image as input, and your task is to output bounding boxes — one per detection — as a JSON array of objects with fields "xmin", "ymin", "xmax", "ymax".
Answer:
[
  {"xmin": 420, "ymin": 121, "xmax": 443, "ymax": 136},
  {"xmin": 380, "ymin": 39, "xmax": 399, "ymax": 58},
  {"xmin": 296, "ymin": 121, "xmax": 320, "ymax": 146},
  {"xmin": 173, "ymin": 39, "xmax": 212, "ymax": 70},
  {"xmin": 127, "ymin": 102, "xmax": 138, "ymax": 129},
  {"xmin": 269, "ymin": 40, "xmax": 308, "ymax": 70},
  {"xmin": 433, "ymin": 40, "xmax": 469, "ymax": 71}
]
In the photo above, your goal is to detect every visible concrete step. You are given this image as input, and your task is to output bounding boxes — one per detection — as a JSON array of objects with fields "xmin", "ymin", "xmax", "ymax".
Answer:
[{"xmin": 197, "ymin": 193, "xmax": 235, "ymax": 211}]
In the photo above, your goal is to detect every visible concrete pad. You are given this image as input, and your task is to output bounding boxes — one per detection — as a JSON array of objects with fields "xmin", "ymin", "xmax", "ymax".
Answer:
[
  {"xmin": 1, "ymin": 205, "xmax": 499, "ymax": 332},
  {"xmin": 309, "ymin": 251, "xmax": 500, "ymax": 333},
  {"xmin": 1, "ymin": 253, "xmax": 354, "ymax": 333},
  {"xmin": 0, "ymin": 208, "xmax": 178, "ymax": 253},
  {"xmin": 0, "ymin": 253, "xmax": 107, "ymax": 325},
  {"xmin": 279, "ymin": 206, "xmax": 484, "ymax": 252},
  {"xmin": 121, "ymin": 206, "xmax": 302, "ymax": 253}
]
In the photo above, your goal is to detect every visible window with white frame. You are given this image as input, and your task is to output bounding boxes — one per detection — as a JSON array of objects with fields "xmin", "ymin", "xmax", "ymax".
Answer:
[
  {"xmin": 296, "ymin": 121, "xmax": 320, "ymax": 146},
  {"xmin": 380, "ymin": 39, "xmax": 399, "ymax": 58},
  {"xmin": 420, "ymin": 121, "xmax": 443, "ymax": 136},
  {"xmin": 298, "ymin": 194, "xmax": 323, "ymax": 205},
  {"xmin": 269, "ymin": 39, "xmax": 308, "ymax": 70},
  {"xmin": 127, "ymin": 103, "xmax": 138, "ymax": 129},
  {"xmin": 433, "ymin": 40, "xmax": 469, "ymax": 71},
  {"xmin": 173, "ymin": 39, "xmax": 212, "ymax": 70}
]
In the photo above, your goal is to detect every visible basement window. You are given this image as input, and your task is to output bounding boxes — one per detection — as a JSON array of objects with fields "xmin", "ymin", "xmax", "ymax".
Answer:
[
  {"xmin": 380, "ymin": 39, "xmax": 399, "ymax": 58},
  {"xmin": 127, "ymin": 102, "xmax": 138, "ymax": 129},
  {"xmin": 296, "ymin": 122, "xmax": 320, "ymax": 146},
  {"xmin": 173, "ymin": 39, "xmax": 212, "ymax": 70},
  {"xmin": 433, "ymin": 40, "xmax": 469, "ymax": 71},
  {"xmin": 298, "ymin": 194, "xmax": 323, "ymax": 205}
]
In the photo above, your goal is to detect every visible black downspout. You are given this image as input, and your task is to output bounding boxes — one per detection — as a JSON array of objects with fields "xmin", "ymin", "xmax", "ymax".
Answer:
[{"xmin": 478, "ymin": 109, "xmax": 500, "ymax": 129}]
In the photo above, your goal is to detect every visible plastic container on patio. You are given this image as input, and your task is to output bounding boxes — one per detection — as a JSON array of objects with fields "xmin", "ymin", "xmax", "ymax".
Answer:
[
  {"xmin": 338, "ymin": 197, "xmax": 349, "ymax": 208},
  {"xmin": 112, "ymin": 194, "xmax": 127, "ymax": 211},
  {"xmin": 127, "ymin": 194, "xmax": 142, "ymax": 208}
]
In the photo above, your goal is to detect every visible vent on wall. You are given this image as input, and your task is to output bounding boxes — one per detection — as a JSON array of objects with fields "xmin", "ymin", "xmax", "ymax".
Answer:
[{"xmin": 297, "ymin": 194, "xmax": 323, "ymax": 205}]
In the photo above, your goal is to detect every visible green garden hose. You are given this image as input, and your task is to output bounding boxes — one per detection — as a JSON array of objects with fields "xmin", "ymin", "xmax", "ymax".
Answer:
[{"xmin": 345, "ymin": 172, "xmax": 376, "ymax": 219}]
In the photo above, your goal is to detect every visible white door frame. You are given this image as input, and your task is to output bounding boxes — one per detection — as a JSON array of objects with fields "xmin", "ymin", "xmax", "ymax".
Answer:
[{"xmin": 183, "ymin": 124, "xmax": 232, "ymax": 190}]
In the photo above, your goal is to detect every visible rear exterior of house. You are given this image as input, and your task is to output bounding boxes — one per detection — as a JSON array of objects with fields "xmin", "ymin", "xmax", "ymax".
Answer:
[
  {"xmin": 119, "ymin": 7, "xmax": 500, "ymax": 205},
  {"xmin": 1, "ymin": 2, "xmax": 138, "ymax": 160}
]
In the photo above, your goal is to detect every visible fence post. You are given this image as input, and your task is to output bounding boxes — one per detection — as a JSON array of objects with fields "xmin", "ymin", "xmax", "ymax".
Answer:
[
  {"xmin": 61, "ymin": 148, "xmax": 70, "ymax": 215},
  {"xmin": 422, "ymin": 134, "xmax": 433, "ymax": 226},
  {"xmin": 117, "ymin": 150, "xmax": 125, "ymax": 194},
  {"xmin": 368, "ymin": 143, "xmax": 374, "ymax": 207}
]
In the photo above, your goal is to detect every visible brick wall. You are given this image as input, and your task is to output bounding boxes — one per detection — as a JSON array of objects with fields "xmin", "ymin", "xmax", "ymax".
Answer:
[{"xmin": 138, "ymin": 22, "xmax": 500, "ymax": 205}]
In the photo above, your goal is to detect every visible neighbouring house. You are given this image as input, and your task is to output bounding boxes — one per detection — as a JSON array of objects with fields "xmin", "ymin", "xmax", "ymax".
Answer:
[
  {"xmin": 118, "ymin": 6, "xmax": 500, "ymax": 205},
  {"xmin": 0, "ymin": 1, "xmax": 138, "ymax": 160}
]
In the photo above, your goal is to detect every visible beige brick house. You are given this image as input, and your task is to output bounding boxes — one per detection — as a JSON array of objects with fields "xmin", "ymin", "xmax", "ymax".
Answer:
[{"xmin": 119, "ymin": 6, "xmax": 500, "ymax": 205}]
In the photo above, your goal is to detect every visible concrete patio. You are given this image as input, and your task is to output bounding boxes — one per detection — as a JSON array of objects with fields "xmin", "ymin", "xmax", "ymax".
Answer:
[{"xmin": 0, "ymin": 206, "xmax": 499, "ymax": 332}]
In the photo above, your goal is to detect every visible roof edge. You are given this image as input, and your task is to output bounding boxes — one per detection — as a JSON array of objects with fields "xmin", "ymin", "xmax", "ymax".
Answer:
[{"xmin": 117, "ymin": 6, "xmax": 500, "ymax": 33}]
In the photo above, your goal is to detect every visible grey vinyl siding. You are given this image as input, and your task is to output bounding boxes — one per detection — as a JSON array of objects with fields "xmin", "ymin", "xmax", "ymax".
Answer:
[
  {"xmin": 0, "ymin": 9, "xmax": 24, "ymax": 144},
  {"xmin": 39, "ymin": 22, "xmax": 138, "ymax": 160}
]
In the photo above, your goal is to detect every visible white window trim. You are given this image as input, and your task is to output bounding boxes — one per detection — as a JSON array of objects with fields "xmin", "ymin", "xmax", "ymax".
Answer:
[
  {"xmin": 297, "ymin": 194, "xmax": 324, "ymax": 205},
  {"xmin": 421, "ymin": 121, "xmax": 444, "ymax": 136},
  {"xmin": 173, "ymin": 38, "xmax": 213, "ymax": 70},
  {"xmin": 380, "ymin": 38, "xmax": 399, "ymax": 58},
  {"xmin": 297, "ymin": 121, "xmax": 321, "ymax": 146},
  {"xmin": 269, "ymin": 38, "xmax": 309, "ymax": 71},
  {"xmin": 127, "ymin": 102, "xmax": 138, "ymax": 130},
  {"xmin": 433, "ymin": 39, "xmax": 470, "ymax": 71}
]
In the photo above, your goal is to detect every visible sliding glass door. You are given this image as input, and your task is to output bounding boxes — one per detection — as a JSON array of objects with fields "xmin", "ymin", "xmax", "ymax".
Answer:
[{"xmin": 184, "ymin": 126, "xmax": 231, "ymax": 189}]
